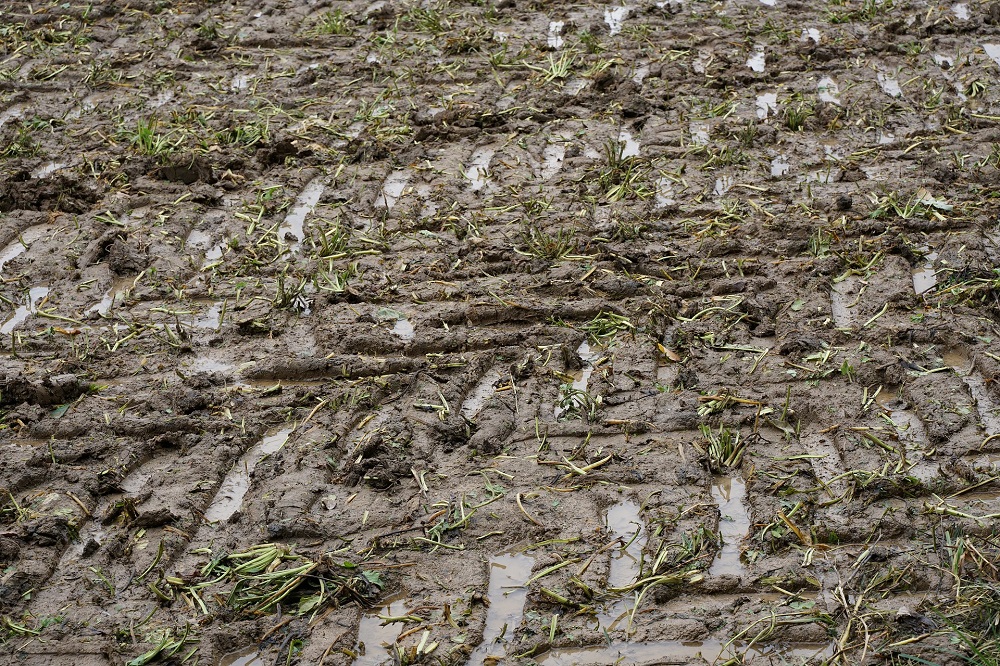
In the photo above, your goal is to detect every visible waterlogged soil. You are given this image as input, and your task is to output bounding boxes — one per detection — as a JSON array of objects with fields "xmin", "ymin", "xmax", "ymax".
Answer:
[{"xmin": 3, "ymin": 0, "xmax": 1000, "ymax": 665}]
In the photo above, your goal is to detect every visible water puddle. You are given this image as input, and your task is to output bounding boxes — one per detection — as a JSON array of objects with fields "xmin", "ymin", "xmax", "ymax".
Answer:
[
  {"xmin": 943, "ymin": 351, "xmax": 1000, "ymax": 436},
  {"xmin": 149, "ymin": 90, "xmax": 174, "ymax": 108},
  {"xmin": 88, "ymin": 276, "xmax": 137, "ymax": 316},
  {"xmin": 218, "ymin": 648, "xmax": 264, "ymax": 665},
  {"xmin": 188, "ymin": 300, "xmax": 224, "ymax": 330},
  {"xmin": 984, "ymin": 44, "xmax": 1000, "ymax": 68},
  {"xmin": 934, "ymin": 53, "xmax": 954, "ymax": 68},
  {"xmin": 714, "ymin": 176, "xmax": 734, "ymax": 197},
  {"xmin": 818, "ymin": 76, "xmax": 841, "ymax": 104},
  {"xmin": 189, "ymin": 357, "xmax": 237, "ymax": 375},
  {"xmin": 468, "ymin": 553, "xmax": 535, "ymax": 666},
  {"xmin": 203, "ymin": 426, "xmax": 294, "ymax": 522},
  {"xmin": 770, "ymin": 155, "xmax": 790, "ymax": 177},
  {"xmin": 0, "ymin": 224, "xmax": 56, "ymax": 273},
  {"xmin": 759, "ymin": 0, "xmax": 777, "ymax": 5},
  {"xmin": 279, "ymin": 178, "xmax": 325, "ymax": 252},
  {"xmin": 631, "ymin": 63, "xmax": 650, "ymax": 84},
  {"xmin": 548, "ymin": 21, "xmax": 565, "ymax": 49},
  {"xmin": 689, "ymin": 122, "xmax": 709, "ymax": 146},
  {"xmin": 912, "ymin": 251, "xmax": 938, "ymax": 295},
  {"xmin": 541, "ymin": 143, "xmax": 565, "ymax": 179},
  {"xmin": 597, "ymin": 501, "xmax": 646, "ymax": 631},
  {"xmin": 618, "ymin": 129, "xmax": 640, "ymax": 158},
  {"xmin": 953, "ymin": 3, "xmax": 969, "ymax": 20},
  {"xmin": 709, "ymin": 476, "xmax": 748, "ymax": 578},
  {"xmin": 604, "ymin": 6, "xmax": 627, "ymax": 35},
  {"xmin": 755, "ymin": 93, "xmax": 777, "ymax": 120},
  {"xmin": 537, "ymin": 640, "xmax": 833, "ymax": 665},
  {"xmin": 1, "ymin": 286, "xmax": 49, "ymax": 335},
  {"xmin": 377, "ymin": 169, "xmax": 411, "ymax": 210},
  {"xmin": 462, "ymin": 372, "xmax": 502, "ymax": 419},
  {"xmin": 351, "ymin": 597, "xmax": 410, "ymax": 666},
  {"xmin": 877, "ymin": 72, "xmax": 902, "ymax": 98},
  {"xmin": 230, "ymin": 74, "xmax": 251, "ymax": 91},
  {"xmin": 655, "ymin": 176, "xmax": 676, "ymax": 207},
  {"xmin": 391, "ymin": 318, "xmax": 415, "ymax": 342},
  {"xmin": 746, "ymin": 47, "xmax": 765, "ymax": 73},
  {"xmin": 185, "ymin": 228, "xmax": 224, "ymax": 264},
  {"xmin": 31, "ymin": 162, "xmax": 68, "ymax": 179},
  {"xmin": 830, "ymin": 276, "xmax": 857, "ymax": 328},
  {"xmin": 556, "ymin": 341, "xmax": 601, "ymax": 419},
  {"xmin": 801, "ymin": 28, "xmax": 821, "ymax": 43},
  {"xmin": 465, "ymin": 147, "xmax": 495, "ymax": 192}
]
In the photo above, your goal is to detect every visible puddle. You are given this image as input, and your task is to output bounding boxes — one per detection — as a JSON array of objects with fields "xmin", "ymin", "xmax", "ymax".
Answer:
[
  {"xmin": 597, "ymin": 500, "xmax": 646, "ymax": 631},
  {"xmin": 88, "ymin": 276, "xmax": 137, "ymax": 316},
  {"xmin": 461, "ymin": 372, "xmax": 501, "ymax": 419},
  {"xmin": 877, "ymin": 72, "xmax": 902, "ymax": 98},
  {"xmin": 759, "ymin": 0, "xmax": 777, "ymax": 5},
  {"xmin": 0, "ymin": 224, "xmax": 56, "ymax": 273},
  {"xmin": 230, "ymin": 74, "xmax": 251, "ymax": 91},
  {"xmin": 279, "ymin": 178, "xmax": 325, "ymax": 252},
  {"xmin": 714, "ymin": 176, "xmax": 734, "ymax": 196},
  {"xmin": 934, "ymin": 53, "xmax": 954, "ymax": 68},
  {"xmin": 912, "ymin": 251, "xmax": 939, "ymax": 295},
  {"xmin": 944, "ymin": 351, "xmax": 1000, "ymax": 437},
  {"xmin": 755, "ymin": 93, "xmax": 777, "ymax": 120},
  {"xmin": 746, "ymin": 47, "xmax": 765, "ymax": 73},
  {"xmin": 631, "ymin": 63, "xmax": 649, "ymax": 84},
  {"xmin": 541, "ymin": 143, "xmax": 565, "ymax": 179},
  {"xmin": 689, "ymin": 122, "xmax": 709, "ymax": 146},
  {"xmin": 655, "ymin": 176, "xmax": 676, "ymax": 207},
  {"xmin": 1, "ymin": 286, "xmax": 49, "ymax": 335},
  {"xmin": 185, "ymin": 228, "xmax": 224, "ymax": 264},
  {"xmin": 189, "ymin": 357, "xmax": 237, "ymax": 375},
  {"xmin": 537, "ymin": 640, "xmax": 833, "ymax": 665},
  {"xmin": 465, "ymin": 147, "xmax": 494, "ymax": 192},
  {"xmin": 189, "ymin": 300, "xmax": 224, "ymax": 330},
  {"xmin": 548, "ymin": 21, "xmax": 564, "ymax": 49},
  {"xmin": 618, "ymin": 129, "xmax": 640, "ymax": 158},
  {"xmin": 203, "ymin": 427, "xmax": 293, "ymax": 522},
  {"xmin": 391, "ymin": 318, "xmax": 414, "ymax": 342},
  {"xmin": 604, "ymin": 6, "xmax": 627, "ymax": 35},
  {"xmin": 31, "ymin": 162, "xmax": 68, "ymax": 179},
  {"xmin": 770, "ymin": 155, "xmax": 790, "ymax": 177},
  {"xmin": 351, "ymin": 597, "xmax": 410, "ymax": 666},
  {"xmin": 377, "ymin": 169, "xmax": 411, "ymax": 210},
  {"xmin": 801, "ymin": 28, "xmax": 821, "ymax": 43},
  {"xmin": 984, "ymin": 44, "xmax": 1000, "ymax": 68},
  {"xmin": 149, "ymin": 90, "xmax": 174, "ymax": 108},
  {"xmin": 709, "ymin": 476, "xmax": 749, "ymax": 578},
  {"xmin": 556, "ymin": 341, "xmax": 601, "ymax": 419},
  {"xmin": 818, "ymin": 76, "xmax": 840, "ymax": 104},
  {"xmin": 468, "ymin": 553, "xmax": 535, "ymax": 666},
  {"xmin": 218, "ymin": 647, "xmax": 265, "ymax": 665},
  {"xmin": 830, "ymin": 276, "xmax": 857, "ymax": 328},
  {"xmin": 952, "ymin": 3, "xmax": 969, "ymax": 20}
]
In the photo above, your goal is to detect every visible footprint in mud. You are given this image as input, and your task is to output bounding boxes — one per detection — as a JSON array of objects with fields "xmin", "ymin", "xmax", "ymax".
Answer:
[
  {"xmin": 709, "ymin": 475, "xmax": 749, "ymax": 578},
  {"xmin": 597, "ymin": 500, "xmax": 647, "ymax": 632},
  {"xmin": 1, "ymin": 286, "xmax": 49, "ymax": 334},
  {"xmin": 468, "ymin": 553, "xmax": 534, "ymax": 665},
  {"xmin": 203, "ymin": 427, "xmax": 294, "ymax": 523},
  {"xmin": 279, "ymin": 177, "xmax": 325, "ymax": 251}
]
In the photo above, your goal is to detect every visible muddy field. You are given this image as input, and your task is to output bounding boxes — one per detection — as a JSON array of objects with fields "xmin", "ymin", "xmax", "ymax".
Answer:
[{"xmin": 2, "ymin": 0, "xmax": 1000, "ymax": 664}]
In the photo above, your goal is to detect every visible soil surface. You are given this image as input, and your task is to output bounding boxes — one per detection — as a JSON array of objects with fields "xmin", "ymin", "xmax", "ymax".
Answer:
[{"xmin": 2, "ymin": 0, "xmax": 1000, "ymax": 665}]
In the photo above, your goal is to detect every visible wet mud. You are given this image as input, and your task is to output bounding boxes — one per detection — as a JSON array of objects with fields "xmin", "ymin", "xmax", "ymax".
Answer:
[{"xmin": 3, "ymin": 0, "xmax": 1000, "ymax": 665}]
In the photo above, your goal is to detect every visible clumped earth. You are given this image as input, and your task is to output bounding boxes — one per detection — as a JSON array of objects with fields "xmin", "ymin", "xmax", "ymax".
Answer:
[{"xmin": 2, "ymin": 0, "xmax": 1000, "ymax": 665}]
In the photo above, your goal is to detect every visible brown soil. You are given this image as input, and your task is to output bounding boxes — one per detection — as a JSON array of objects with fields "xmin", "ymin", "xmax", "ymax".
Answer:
[{"xmin": 2, "ymin": 1, "xmax": 1000, "ymax": 665}]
